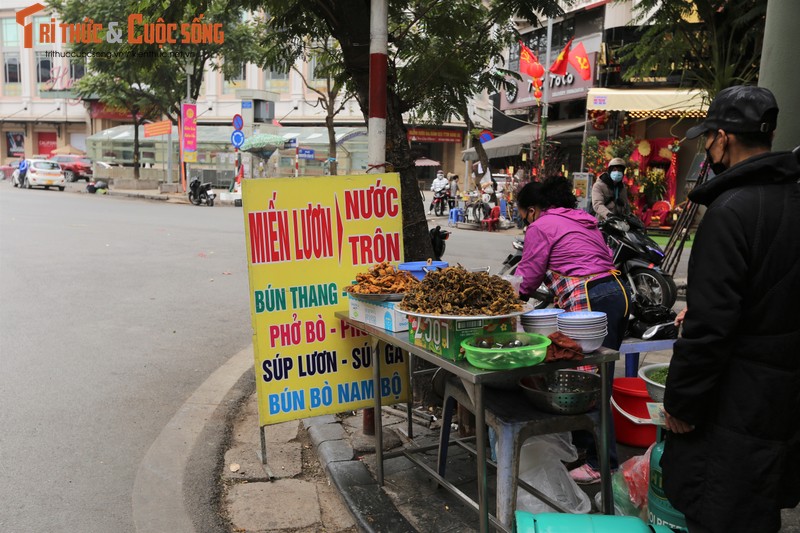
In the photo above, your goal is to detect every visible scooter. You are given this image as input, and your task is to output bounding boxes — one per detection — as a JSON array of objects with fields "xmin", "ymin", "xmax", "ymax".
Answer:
[
  {"xmin": 498, "ymin": 214, "xmax": 677, "ymax": 309},
  {"xmin": 188, "ymin": 176, "xmax": 216, "ymax": 207},
  {"xmin": 600, "ymin": 214, "xmax": 677, "ymax": 308},
  {"xmin": 431, "ymin": 186, "xmax": 449, "ymax": 217}
]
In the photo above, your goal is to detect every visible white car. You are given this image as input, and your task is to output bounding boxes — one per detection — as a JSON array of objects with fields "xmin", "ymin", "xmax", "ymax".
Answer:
[{"xmin": 12, "ymin": 159, "xmax": 66, "ymax": 190}]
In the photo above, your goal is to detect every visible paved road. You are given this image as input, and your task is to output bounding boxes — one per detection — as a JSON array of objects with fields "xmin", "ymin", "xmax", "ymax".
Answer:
[
  {"xmin": 0, "ymin": 185, "xmax": 252, "ymax": 533},
  {"xmin": 0, "ymin": 183, "xmax": 689, "ymax": 533}
]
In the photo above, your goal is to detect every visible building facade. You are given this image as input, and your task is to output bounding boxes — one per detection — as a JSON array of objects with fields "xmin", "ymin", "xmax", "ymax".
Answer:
[{"xmin": 0, "ymin": 2, "xmax": 488, "ymax": 180}]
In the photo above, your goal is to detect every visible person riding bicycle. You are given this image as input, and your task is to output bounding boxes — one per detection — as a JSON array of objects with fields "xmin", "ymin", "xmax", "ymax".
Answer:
[{"xmin": 590, "ymin": 157, "xmax": 630, "ymax": 221}]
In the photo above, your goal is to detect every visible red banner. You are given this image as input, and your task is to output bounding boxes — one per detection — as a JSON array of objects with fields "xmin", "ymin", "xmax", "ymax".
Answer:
[{"xmin": 36, "ymin": 132, "xmax": 57, "ymax": 155}]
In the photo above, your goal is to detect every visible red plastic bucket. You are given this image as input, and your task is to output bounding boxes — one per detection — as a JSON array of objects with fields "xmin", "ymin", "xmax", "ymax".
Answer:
[{"xmin": 612, "ymin": 377, "xmax": 656, "ymax": 447}]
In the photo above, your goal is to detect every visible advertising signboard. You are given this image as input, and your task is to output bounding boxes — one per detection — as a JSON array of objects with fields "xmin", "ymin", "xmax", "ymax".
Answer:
[
  {"xmin": 242, "ymin": 174, "xmax": 409, "ymax": 426},
  {"xmin": 181, "ymin": 103, "xmax": 197, "ymax": 163},
  {"xmin": 501, "ymin": 53, "xmax": 597, "ymax": 111}
]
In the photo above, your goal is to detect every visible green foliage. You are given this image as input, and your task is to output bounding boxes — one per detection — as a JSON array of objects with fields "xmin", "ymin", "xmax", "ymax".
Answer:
[
  {"xmin": 582, "ymin": 135, "xmax": 636, "ymax": 175},
  {"xmin": 48, "ymin": 0, "xmax": 259, "ymax": 121},
  {"xmin": 617, "ymin": 0, "xmax": 767, "ymax": 97}
]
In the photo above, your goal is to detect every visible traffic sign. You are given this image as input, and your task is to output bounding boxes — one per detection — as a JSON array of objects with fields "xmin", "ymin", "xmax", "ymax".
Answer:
[
  {"xmin": 231, "ymin": 130, "xmax": 245, "ymax": 148},
  {"xmin": 232, "ymin": 114, "xmax": 243, "ymax": 130},
  {"xmin": 285, "ymin": 138, "xmax": 297, "ymax": 148},
  {"xmin": 241, "ymin": 101, "xmax": 253, "ymax": 109},
  {"xmin": 298, "ymin": 148, "xmax": 315, "ymax": 160}
]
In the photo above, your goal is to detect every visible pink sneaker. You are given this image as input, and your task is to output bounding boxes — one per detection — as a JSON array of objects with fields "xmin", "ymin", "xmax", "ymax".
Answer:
[{"xmin": 569, "ymin": 463, "xmax": 601, "ymax": 485}]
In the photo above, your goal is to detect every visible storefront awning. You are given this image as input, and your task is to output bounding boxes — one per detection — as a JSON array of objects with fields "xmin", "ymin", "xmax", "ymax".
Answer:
[
  {"xmin": 461, "ymin": 118, "xmax": 585, "ymax": 161},
  {"xmin": 586, "ymin": 88, "xmax": 708, "ymax": 118}
]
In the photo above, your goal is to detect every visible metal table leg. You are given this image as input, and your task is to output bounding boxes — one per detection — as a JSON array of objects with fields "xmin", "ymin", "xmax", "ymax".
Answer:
[
  {"xmin": 406, "ymin": 351, "xmax": 413, "ymax": 439},
  {"xmin": 473, "ymin": 383, "xmax": 489, "ymax": 533},
  {"xmin": 373, "ymin": 338, "xmax": 383, "ymax": 485},
  {"xmin": 599, "ymin": 360, "xmax": 613, "ymax": 514}
]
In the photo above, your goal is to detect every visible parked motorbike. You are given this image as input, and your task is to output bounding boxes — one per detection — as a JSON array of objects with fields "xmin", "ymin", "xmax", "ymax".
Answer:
[
  {"xmin": 600, "ymin": 214, "xmax": 677, "ymax": 308},
  {"xmin": 430, "ymin": 225, "xmax": 450, "ymax": 261},
  {"xmin": 498, "ymin": 214, "xmax": 677, "ymax": 309},
  {"xmin": 188, "ymin": 177, "xmax": 216, "ymax": 207},
  {"xmin": 431, "ymin": 186, "xmax": 449, "ymax": 217}
]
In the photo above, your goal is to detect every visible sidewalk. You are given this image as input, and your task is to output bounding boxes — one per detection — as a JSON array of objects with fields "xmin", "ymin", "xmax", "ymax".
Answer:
[{"xmin": 221, "ymin": 349, "xmax": 665, "ymax": 533}]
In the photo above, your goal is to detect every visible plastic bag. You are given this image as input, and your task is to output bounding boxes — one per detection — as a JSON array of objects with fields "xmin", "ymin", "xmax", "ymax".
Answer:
[
  {"xmin": 514, "ymin": 433, "xmax": 592, "ymax": 514},
  {"xmin": 620, "ymin": 443, "xmax": 654, "ymax": 508}
]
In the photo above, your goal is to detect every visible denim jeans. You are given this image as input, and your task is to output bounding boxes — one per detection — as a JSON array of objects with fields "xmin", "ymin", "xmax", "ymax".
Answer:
[{"xmin": 572, "ymin": 278, "xmax": 632, "ymax": 470}]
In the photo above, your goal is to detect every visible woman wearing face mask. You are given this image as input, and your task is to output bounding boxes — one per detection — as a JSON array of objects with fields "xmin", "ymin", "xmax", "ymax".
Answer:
[
  {"xmin": 591, "ymin": 157, "xmax": 630, "ymax": 221},
  {"xmin": 516, "ymin": 176, "xmax": 632, "ymax": 484}
]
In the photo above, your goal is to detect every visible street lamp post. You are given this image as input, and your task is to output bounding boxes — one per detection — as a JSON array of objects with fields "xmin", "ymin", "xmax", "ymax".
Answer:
[{"xmin": 182, "ymin": 63, "xmax": 194, "ymax": 191}]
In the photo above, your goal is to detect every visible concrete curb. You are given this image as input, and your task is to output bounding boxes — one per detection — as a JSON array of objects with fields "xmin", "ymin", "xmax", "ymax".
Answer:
[
  {"xmin": 303, "ymin": 414, "xmax": 414, "ymax": 532},
  {"xmin": 131, "ymin": 345, "xmax": 253, "ymax": 533}
]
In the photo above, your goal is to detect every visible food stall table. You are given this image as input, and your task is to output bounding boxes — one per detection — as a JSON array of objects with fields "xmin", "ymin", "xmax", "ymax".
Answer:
[
  {"xmin": 619, "ymin": 338, "xmax": 676, "ymax": 377},
  {"xmin": 335, "ymin": 311, "xmax": 619, "ymax": 533}
]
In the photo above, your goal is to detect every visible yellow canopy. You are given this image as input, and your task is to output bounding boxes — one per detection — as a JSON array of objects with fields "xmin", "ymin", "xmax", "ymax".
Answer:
[{"xmin": 586, "ymin": 88, "xmax": 708, "ymax": 118}]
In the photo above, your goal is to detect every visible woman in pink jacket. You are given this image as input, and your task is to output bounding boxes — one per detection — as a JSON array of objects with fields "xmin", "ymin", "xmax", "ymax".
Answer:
[{"xmin": 516, "ymin": 176, "xmax": 632, "ymax": 484}]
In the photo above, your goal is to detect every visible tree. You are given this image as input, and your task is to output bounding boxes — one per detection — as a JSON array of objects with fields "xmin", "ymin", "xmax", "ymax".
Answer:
[
  {"xmin": 292, "ymin": 39, "xmax": 356, "ymax": 176},
  {"xmin": 73, "ymin": 72, "xmax": 159, "ymax": 179},
  {"xmin": 48, "ymin": 0, "xmax": 259, "ymax": 128},
  {"xmin": 243, "ymin": 0, "xmax": 563, "ymax": 260},
  {"xmin": 617, "ymin": 0, "xmax": 768, "ymax": 98}
]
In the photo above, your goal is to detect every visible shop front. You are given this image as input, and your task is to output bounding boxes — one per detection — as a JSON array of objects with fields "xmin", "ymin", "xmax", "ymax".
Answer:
[{"xmin": 583, "ymin": 87, "xmax": 708, "ymax": 221}]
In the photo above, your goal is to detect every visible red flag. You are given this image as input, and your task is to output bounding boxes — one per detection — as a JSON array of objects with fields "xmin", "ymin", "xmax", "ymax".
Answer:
[
  {"xmin": 568, "ymin": 41, "xmax": 592, "ymax": 81},
  {"xmin": 549, "ymin": 37, "xmax": 573, "ymax": 76},
  {"xmin": 518, "ymin": 41, "xmax": 543, "ymax": 78}
]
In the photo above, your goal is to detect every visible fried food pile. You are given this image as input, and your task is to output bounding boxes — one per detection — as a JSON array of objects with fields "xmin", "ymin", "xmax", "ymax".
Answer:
[
  {"xmin": 399, "ymin": 266, "xmax": 523, "ymax": 316},
  {"xmin": 347, "ymin": 262, "xmax": 420, "ymax": 294}
]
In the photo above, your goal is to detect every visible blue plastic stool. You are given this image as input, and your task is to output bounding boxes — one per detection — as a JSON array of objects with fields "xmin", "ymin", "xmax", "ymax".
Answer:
[{"xmin": 448, "ymin": 208, "xmax": 463, "ymax": 226}]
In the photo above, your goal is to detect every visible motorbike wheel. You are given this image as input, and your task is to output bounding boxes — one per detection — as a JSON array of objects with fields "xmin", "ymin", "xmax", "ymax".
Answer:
[
  {"xmin": 434, "ymin": 201, "xmax": 445, "ymax": 217},
  {"xmin": 629, "ymin": 267, "xmax": 677, "ymax": 308},
  {"xmin": 207, "ymin": 198, "xmax": 214, "ymax": 207},
  {"xmin": 190, "ymin": 193, "xmax": 201, "ymax": 206}
]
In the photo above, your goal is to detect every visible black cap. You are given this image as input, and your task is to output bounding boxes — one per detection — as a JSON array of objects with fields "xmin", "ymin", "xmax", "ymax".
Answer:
[{"xmin": 686, "ymin": 85, "xmax": 779, "ymax": 140}]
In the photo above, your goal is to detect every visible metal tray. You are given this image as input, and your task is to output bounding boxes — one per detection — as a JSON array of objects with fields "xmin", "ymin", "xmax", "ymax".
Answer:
[
  {"xmin": 395, "ymin": 303, "xmax": 533, "ymax": 320},
  {"xmin": 345, "ymin": 289, "xmax": 406, "ymax": 302}
]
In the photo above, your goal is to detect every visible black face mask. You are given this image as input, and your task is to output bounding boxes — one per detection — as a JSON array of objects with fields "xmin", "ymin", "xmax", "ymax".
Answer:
[{"xmin": 705, "ymin": 132, "xmax": 727, "ymax": 175}]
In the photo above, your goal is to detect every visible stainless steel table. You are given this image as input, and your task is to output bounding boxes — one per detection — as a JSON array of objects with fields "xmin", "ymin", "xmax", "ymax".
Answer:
[{"xmin": 335, "ymin": 312, "xmax": 619, "ymax": 532}]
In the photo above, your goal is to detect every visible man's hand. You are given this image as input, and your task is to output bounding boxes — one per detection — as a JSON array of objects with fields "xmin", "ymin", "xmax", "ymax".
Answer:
[
  {"xmin": 674, "ymin": 307, "xmax": 687, "ymax": 327},
  {"xmin": 664, "ymin": 409, "xmax": 695, "ymax": 434}
]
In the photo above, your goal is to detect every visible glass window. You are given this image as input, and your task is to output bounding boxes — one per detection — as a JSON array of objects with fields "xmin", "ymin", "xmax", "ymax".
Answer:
[
  {"xmin": 223, "ymin": 64, "xmax": 247, "ymax": 94},
  {"xmin": 70, "ymin": 59, "xmax": 85, "ymax": 81},
  {"xmin": 36, "ymin": 52, "xmax": 52, "ymax": 83},
  {"xmin": 264, "ymin": 68, "xmax": 289, "ymax": 94},
  {"xmin": 32, "ymin": 161, "xmax": 61, "ymax": 170},
  {"xmin": 34, "ymin": 16, "xmax": 50, "ymax": 47},
  {"xmin": 4, "ymin": 52, "xmax": 20, "ymax": 83},
  {"xmin": 2, "ymin": 18, "xmax": 20, "ymax": 46}
]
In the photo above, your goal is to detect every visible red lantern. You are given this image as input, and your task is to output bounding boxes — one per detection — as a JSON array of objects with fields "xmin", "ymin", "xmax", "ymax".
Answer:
[
  {"xmin": 534, "ymin": 89, "xmax": 543, "ymax": 99},
  {"xmin": 531, "ymin": 62, "xmax": 544, "ymax": 78},
  {"xmin": 533, "ymin": 77, "xmax": 542, "ymax": 89}
]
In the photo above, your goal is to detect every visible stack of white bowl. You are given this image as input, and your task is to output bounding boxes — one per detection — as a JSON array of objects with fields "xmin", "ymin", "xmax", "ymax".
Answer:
[
  {"xmin": 557, "ymin": 311, "xmax": 608, "ymax": 353},
  {"xmin": 521, "ymin": 308, "xmax": 565, "ymax": 336}
]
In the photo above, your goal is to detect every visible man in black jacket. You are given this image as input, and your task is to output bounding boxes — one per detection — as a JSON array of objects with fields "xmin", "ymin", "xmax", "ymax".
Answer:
[{"xmin": 662, "ymin": 85, "xmax": 800, "ymax": 533}]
